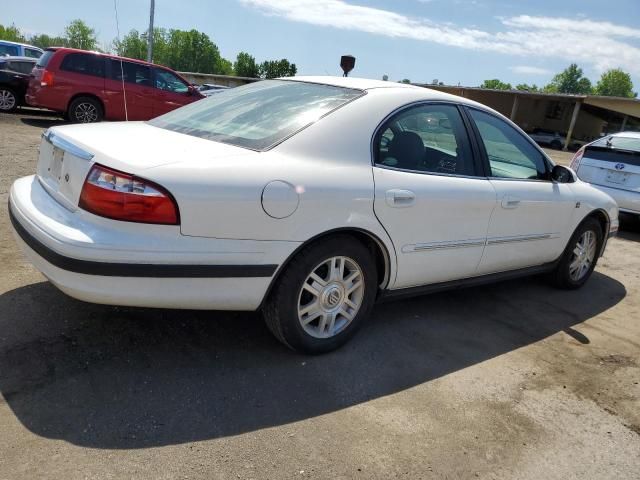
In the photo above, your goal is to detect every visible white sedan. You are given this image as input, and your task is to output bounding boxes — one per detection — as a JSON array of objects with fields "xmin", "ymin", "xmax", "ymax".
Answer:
[{"xmin": 9, "ymin": 77, "xmax": 619, "ymax": 353}]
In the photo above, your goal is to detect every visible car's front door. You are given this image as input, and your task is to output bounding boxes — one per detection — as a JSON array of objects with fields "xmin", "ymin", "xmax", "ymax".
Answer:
[
  {"xmin": 466, "ymin": 107, "xmax": 577, "ymax": 274},
  {"xmin": 372, "ymin": 103, "xmax": 497, "ymax": 289},
  {"xmin": 152, "ymin": 68, "xmax": 193, "ymax": 116}
]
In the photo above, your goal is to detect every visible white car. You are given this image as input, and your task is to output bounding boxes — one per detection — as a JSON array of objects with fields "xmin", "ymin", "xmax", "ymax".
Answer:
[
  {"xmin": 9, "ymin": 77, "xmax": 619, "ymax": 353},
  {"xmin": 570, "ymin": 132, "xmax": 640, "ymax": 220}
]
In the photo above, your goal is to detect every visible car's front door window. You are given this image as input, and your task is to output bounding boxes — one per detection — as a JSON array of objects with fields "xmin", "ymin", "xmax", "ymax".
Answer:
[
  {"xmin": 469, "ymin": 108, "xmax": 548, "ymax": 180},
  {"xmin": 375, "ymin": 104, "xmax": 476, "ymax": 176},
  {"xmin": 154, "ymin": 69, "xmax": 189, "ymax": 93}
]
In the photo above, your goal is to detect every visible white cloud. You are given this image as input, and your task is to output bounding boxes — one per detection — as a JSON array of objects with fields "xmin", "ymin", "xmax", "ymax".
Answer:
[
  {"xmin": 239, "ymin": 0, "xmax": 640, "ymax": 76},
  {"xmin": 510, "ymin": 66, "xmax": 552, "ymax": 75}
]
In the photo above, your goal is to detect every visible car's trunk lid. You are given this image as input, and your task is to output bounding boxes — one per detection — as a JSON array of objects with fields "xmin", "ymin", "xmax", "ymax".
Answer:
[
  {"xmin": 577, "ymin": 144, "xmax": 640, "ymax": 193},
  {"xmin": 36, "ymin": 122, "xmax": 254, "ymax": 211}
]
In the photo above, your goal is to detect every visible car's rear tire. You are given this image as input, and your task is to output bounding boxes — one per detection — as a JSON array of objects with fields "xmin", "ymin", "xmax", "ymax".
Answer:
[
  {"xmin": 0, "ymin": 88, "xmax": 18, "ymax": 112},
  {"xmin": 550, "ymin": 217, "xmax": 603, "ymax": 289},
  {"xmin": 263, "ymin": 235, "xmax": 377, "ymax": 354},
  {"xmin": 68, "ymin": 97, "xmax": 103, "ymax": 123}
]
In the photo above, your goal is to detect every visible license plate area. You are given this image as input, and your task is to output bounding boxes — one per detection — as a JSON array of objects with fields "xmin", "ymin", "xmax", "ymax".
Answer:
[
  {"xmin": 606, "ymin": 170, "xmax": 628, "ymax": 185},
  {"xmin": 48, "ymin": 146, "xmax": 65, "ymax": 185}
]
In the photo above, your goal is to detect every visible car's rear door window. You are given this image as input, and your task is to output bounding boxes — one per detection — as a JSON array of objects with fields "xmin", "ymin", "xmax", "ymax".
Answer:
[
  {"xmin": 374, "ymin": 103, "xmax": 477, "ymax": 176},
  {"xmin": 60, "ymin": 53, "xmax": 105, "ymax": 77},
  {"xmin": 149, "ymin": 80, "xmax": 362, "ymax": 150},
  {"xmin": 24, "ymin": 47, "xmax": 42, "ymax": 58},
  {"xmin": 469, "ymin": 108, "xmax": 548, "ymax": 180}
]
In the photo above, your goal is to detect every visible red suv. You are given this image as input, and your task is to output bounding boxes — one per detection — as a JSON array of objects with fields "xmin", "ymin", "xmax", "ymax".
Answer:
[{"xmin": 26, "ymin": 48, "xmax": 204, "ymax": 122}]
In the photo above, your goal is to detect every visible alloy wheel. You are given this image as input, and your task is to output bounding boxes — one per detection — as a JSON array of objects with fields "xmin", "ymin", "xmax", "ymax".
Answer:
[
  {"xmin": 0, "ymin": 90, "xmax": 16, "ymax": 111},
  {"xmin": 297, "ymin": 256, "xmax": 365, "ymax": 339},
  {"xmin": 569, "ymin": 230, "xmax": 597, "ymax": 281},
  {"xmin": 75, "ymin": 102, "xmax": 99, "ymax": 123}
]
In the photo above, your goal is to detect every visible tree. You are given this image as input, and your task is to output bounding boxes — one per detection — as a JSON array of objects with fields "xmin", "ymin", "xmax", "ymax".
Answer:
[
  {"xmin": 595, "ymin": 69, "xmax": 636, "ymax": 98},
  {"xmin": 113, "ymin": 29, "xmax": 147, "ymax": 59},
  {"xmin": 234, "ymin": 52, "xmax": 259, "ymax": 78},
  {"xmin": 64, "ymin": 19, "xmax": 97, "ymax": 50},
  {"xmin": 259, "ymin": 59, "xmax": 297, "ymax": 79},
  {"xmin": 400, "ymin": 79, "xmax": 411, "ymax": 84},
  {"xmin": 516, "ymin": 83, "xmax": 539, "ymax": 92},
  {"xmin": 29, "ymin": 33, "xmax": 67, "ymax": 49},
  {"xmin": 544, "ymin": 64, "xmax": 592, "ymax": 94},
  {"xmin": 480, "ymin": 79, "xmax": 512, "ymax": 90},
  {"xmin": 0, "ymin": 23, "xmax": 25, "ymax": 42}
]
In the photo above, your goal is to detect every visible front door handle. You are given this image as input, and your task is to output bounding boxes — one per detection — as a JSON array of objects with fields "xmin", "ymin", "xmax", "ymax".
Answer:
[
  {"xmin": 386, "ymin": 189, "xmax": 416, "ymax": 207},
  {"xmin": 501, "ymin": 195, "xmax": 521, "ymax": 209}
]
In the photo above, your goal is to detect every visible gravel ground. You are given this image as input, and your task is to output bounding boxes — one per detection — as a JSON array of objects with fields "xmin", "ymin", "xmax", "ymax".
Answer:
[{"xmin": 0, "ymin": 109, "xmax": 639, "ymax": 480}]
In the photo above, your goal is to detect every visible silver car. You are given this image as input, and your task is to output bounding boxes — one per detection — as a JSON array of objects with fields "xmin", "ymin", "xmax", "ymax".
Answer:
[{"xmin": 570, "ymin": 132, "xmax": 640, "ymax": 219}]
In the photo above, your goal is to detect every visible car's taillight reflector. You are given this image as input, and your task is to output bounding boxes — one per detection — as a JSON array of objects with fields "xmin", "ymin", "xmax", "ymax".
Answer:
[
  {"xmin": 79, "ymin": 164, "xmax": 179, "ymax": 225},
  {"xmin": 569, "ymin": 147, "xmax": 585, "ymax": 172},
  {"xmin": 40, "ymin": 70, "xmax": 54, "ymax": 87}
]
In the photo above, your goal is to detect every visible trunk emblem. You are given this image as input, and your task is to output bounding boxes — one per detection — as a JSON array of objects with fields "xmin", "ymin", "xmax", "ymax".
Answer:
[{"xmin": 615, "ymin": 163, "xmax": 625, "ymax": 170}]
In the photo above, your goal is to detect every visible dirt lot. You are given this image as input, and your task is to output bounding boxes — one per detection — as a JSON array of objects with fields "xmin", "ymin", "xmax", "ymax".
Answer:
[{"xmin": 0, "ymin": 109, "xmax": 639, "ymax": 480}]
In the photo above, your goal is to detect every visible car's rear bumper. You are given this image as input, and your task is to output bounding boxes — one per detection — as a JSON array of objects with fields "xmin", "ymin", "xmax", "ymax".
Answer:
[
  {"xmin": 9, "ymin": 175, "xmax": 299, "ymax": 310},
  {"xmin": 586, "ymin": 183, "xmax": 640, "ymax": 216}
]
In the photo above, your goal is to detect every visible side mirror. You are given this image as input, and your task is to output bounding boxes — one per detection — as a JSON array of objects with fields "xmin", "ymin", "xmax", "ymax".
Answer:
[
  {"xmin": 188, "ymin": 85, "xmax": 199, "ymax": 96},
  {"xmin": 551, "ymin": 165, "xmax": 575, "ymax": 183}
]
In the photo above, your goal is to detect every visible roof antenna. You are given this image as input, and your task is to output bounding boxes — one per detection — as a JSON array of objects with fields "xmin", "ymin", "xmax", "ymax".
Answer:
[{"xmin": 113, "ymin": 0, "xmax": 129, "ymax": 121}]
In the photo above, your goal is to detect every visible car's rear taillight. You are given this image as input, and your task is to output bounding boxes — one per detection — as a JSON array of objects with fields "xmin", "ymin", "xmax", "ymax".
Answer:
[
  {"xmin": 40, "ymin": 70, "xmax": 54, "ymax": 87},
  {"xmin": 79, "ymin": 164, "xmax": 179, "ymax": 225},
  {"xmin": 569, "ymin": 147, "xmax": 585, "ymax": 172}
]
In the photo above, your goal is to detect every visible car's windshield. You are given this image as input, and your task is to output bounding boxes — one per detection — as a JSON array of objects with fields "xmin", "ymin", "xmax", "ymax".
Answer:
[{"xmin": 149, "ymin": 80, "xmax": 363, "ymax": 150}]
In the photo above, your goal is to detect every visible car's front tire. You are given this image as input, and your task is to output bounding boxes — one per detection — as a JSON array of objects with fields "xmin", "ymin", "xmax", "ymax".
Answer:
[
  {"xmin": 263, "ymin": 235, "xmax": 377, "ymax": 354},
  {"xmin": 0, "ymin": 87, "xmax": 18, "ymax": 112},
  {"xmin": 68, "ymin": 97, "xmax": 103, "ymax": 123},
  {"xmin": 551, "ymin": 217, "xmax": 603, "ymax": 289}
]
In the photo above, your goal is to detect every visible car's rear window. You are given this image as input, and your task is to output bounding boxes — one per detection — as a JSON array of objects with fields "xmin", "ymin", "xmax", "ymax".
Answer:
[
  {"xmin": 591, "ymin": 136, "xmax": 640, "ymax": 152},
  {"xmin": 36, "ymin": 50, "xmax": 55, "ymax": 68},
  {"xmin": 149, "ymin": 80, "xmax": 363, "ymax": 150},
  {"xmin": 586, "ymin": 136, "xmax": 640, "ymax": 166}
]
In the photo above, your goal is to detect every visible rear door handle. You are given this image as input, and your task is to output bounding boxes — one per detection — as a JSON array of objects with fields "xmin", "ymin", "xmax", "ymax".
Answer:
[
  {"xmin": 501, "ymin": 195, "xmax": 521, "ymax": 209},
  {"xmin": 386, "ymin": 189, "xmax": 415, "ymax": 207}
]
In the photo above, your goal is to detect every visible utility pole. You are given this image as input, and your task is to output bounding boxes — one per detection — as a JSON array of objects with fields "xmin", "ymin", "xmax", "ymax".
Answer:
[{"xmin": 147, "ymin": 0, "xmax": 155, "ymax": 63}]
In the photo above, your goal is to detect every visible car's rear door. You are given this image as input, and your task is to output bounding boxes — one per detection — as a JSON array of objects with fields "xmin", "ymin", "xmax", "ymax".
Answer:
[
  {"xmin": 151, "ymin": 67, "xmax": 194, "ymax": 116},
  {"xmin": 57, "ymin": 52, "xmax": 105, "ymax": 108},
  {"xmin": 465, "ymin": 107, "xmax": 576, "ymax": 274},
  {"xmin": 372, "ymin": 103, "xmax": 497, "ymax": 289}
]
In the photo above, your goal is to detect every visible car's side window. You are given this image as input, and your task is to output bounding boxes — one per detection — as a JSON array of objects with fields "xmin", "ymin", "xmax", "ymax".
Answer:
[
  {"xmin": 154, "ymin": 68, "xmax": 189, "ymax": 93},
  {"xmin": 468, "ymin": 108, "xmax": 548, "ymax": 180},
  {"xmin": 24, "ymin": 48, "xmax": 41, "ymax": 59},
  {"xmin": 375, "ymin": 104, "xmax": 476, "ymax": 176},
  {"xmin": 0, "ymin": 44, "xmax": 19, "ymax": 56},
  {"xmin": 60, "ymin": 53, "xmax": 105, "ymax": 78},
  {"xmin": 109, "ymin": 59, "xmax": 152, "ymax": 86}
]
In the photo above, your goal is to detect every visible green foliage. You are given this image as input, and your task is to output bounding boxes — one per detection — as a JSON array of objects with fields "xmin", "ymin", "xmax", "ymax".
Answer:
[
  {"xmin": 515, "ymin": 83, "xmax": 538, "ymax": 92},
  {"xmin": 0, "ymin": 23, "xmax": 26, "ymax": 42},
  {"xmin": 234, "ymin": 52, "xmax": 260, "ymax": 78},
  {"xmin": 595, "ymin": 69, "xmax": 636, "ymax": 98},
  {"xmin": 259, "ymin": 59, "xmax": 297, "ymax": 79},
  {"xmin": 544, "ymin": 64, "xmax": 592, "ymax": 94},
  {"xmin": 400, "ymin": 79, "xmax": 411, "ymax": 84},
  {"xmin": 29, "ymin": 34, "xmax": 67, "ymax": 49},
  {"xmin": 64, "ymin": 19, "xmax": 97, "ymax": 50},
  {"xmin": 480, "ymin": 79, "xmax": 512, "ymax": 90}
]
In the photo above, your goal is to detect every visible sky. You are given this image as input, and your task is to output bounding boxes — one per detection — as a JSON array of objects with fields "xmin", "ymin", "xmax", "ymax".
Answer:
[{"xmin": 3, "ymin": 0, "xmax": 640, "ymax": 88}]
